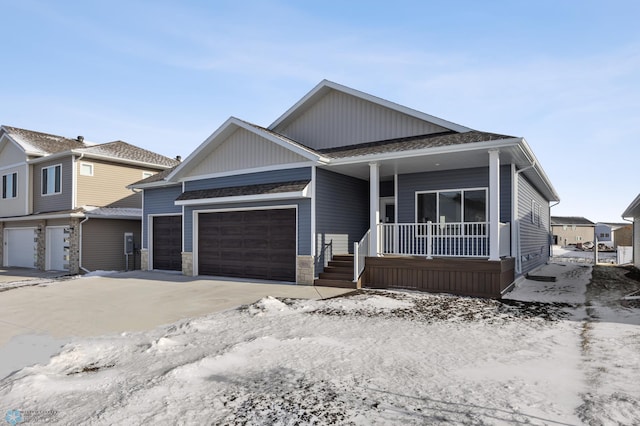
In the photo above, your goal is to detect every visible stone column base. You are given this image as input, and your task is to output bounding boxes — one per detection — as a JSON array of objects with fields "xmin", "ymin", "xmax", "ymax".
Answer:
[
  {"xmin": 296, "ymin": 255, "xmax": 315, "ymax": 285},
  {"xmin": 182, "ymin": 252, "xmax": 194, "ymax": 276},
  {"xmin": 140, "ymin": 249, "xmax": 149, "ymax": 271}
]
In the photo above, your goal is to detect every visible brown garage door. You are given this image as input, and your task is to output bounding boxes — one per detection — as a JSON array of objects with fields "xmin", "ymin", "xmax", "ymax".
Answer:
[
  {"xmin": 153, "ymin": 216, "xmax": 182, "ymax": 271},
  {"xmin": 198, "ymin": 209, "xmax": 296, "ymax": 281}
]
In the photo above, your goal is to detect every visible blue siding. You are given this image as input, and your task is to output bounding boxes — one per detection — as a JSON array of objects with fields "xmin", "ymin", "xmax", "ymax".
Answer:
[
  {"xmin": 517, "ymin": 175, "xmax": 550, "ymax": 275},
  {"xmin": 398, "ymin": 166, "xmax": 512, "ymax": 223},
  {"xmin": 184, "ymin": 199, "xmax": 311, "ymax": 255},
  {"xmin": 184, "ymin": 168, "xmax": 311, "ymax": 191},
  {"xmin": 142, "ymin": 185, "xmax": 183, "ymax": 248},
  {"xmin": 315, "ymin": 168, "xmax": 369, "ymax": 273}
]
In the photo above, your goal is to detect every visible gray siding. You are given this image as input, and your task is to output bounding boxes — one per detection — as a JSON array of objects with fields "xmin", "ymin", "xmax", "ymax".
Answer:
[
  {"xmin": 82, "ymin": 218, "xmax": 141, "ymax": 271},
  {"xmin": 184, "ymin": 168, "xmax": 311, "ymax": 192},
  {"xmin": 184, "ymin": 199, "xmax": 311, "ymax": 255},
  {"xmin": 517, "ymin": 175, "xmax": 550, "ymax": 274},
  {"xmin": 274, "ymin": 90, "xmax": 448, "ymax": 150},
  {"xmin": 315, "ymin": 168, "xmax": 369, "ymax": 273},
  {"xmin": 142, "ymin": 185, "xmax": 183, "ymax": 248},
  {"xmin": 397, "ymin": 166, "xmax": 512, "ymax": 223},
  {"xmin": 33, "ymin": 156, "xmax": 73, "ymax": 213}
]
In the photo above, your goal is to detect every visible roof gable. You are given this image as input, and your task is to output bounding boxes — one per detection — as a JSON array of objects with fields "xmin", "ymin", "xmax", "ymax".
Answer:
[
  {"xmin": 269, "ymin": 80, "xmax": 471, "ymax": 150},
  {"xmin": 168, "ymin": 118, "xmax": 325, "ymax": 181},
  {"xmin": 550, "ymin": 216, "xmax": 595, "ymax": 226},
  {"xmin": 1, "ymin": 125, "xmax": 86, "ymax": 156}
]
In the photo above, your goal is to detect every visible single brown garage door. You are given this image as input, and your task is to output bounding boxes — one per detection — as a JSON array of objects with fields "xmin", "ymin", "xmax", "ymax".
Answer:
[
  {"xmin": 153, "ymin": 216, "xmax": 182, "ymax": 271},
  {"xmin": 198, "ymin": 208, "xmax": 296, "ymax": 282}
]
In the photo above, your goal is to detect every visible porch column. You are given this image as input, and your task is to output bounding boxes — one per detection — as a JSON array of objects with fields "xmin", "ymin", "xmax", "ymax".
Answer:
[
  {"xmin": 488, "ymin": 149, "xmax": 500, "ymax": 261},
  {"xmin": 369, "ymin": 162, "xmax": 380, "ymax": 257}
]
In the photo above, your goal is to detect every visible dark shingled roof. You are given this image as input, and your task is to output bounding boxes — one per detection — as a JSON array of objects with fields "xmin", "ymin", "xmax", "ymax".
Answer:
[
  {"xmin": 130, "ymin": 167, "xmax": 177, "ymax": 186},
  {"xmin": 3, "ymin": 126, "xmax": 86, "ymax": 154},
  {"xmin": 76, "ymin": 141, "xmax": 179, "ymax": 167},
  {"xmin": 176, "ymin": 180, "xmax": 310, "ymax": 201},
  {"xmin": 319, "ymin": 130, "xmax": 516, "ymax": 159},
  {"xmin": 550, "ymin": 216, "xmax": 595, "ymax": 226},
  {"xmin": 3, "ymin": 125, "xmax": 179, "ymax": 168}
]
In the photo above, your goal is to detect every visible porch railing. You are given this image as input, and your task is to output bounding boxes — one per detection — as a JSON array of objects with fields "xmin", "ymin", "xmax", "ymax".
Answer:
[
  {"xmin": 353, "ymin": 229, "xmax": 370, "ymax": 282},
  {"xmin": 378, "ymin": 222, "xmax": 491, "ymax": 258}
]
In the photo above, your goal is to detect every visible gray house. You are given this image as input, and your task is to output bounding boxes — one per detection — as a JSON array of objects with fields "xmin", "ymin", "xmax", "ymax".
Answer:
[{"xmin": 132, "ymin": 80, "xmax": 559, "ymax": 298}]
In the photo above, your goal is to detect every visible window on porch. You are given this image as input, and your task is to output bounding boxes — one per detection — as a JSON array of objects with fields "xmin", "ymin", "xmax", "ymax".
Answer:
[{"xmin": 379, "ymin": 188, "xmax": 491, "ymax": 258}]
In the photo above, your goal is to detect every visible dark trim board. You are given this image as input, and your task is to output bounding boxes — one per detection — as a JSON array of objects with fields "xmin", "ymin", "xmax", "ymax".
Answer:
[{"xmin": 363, "ymin": 256, "xmax": 515, "ymax": 298}]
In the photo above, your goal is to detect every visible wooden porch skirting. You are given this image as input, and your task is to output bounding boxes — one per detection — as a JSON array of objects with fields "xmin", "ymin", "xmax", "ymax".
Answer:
[{"xmin": 363, "ymin": 256, "xmax": 515, "ymax": 299}]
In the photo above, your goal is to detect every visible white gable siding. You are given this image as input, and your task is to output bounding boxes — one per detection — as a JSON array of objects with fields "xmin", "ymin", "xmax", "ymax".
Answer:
[
  {"xmin": 274, "ymin": 90, "xmax": 449, "ymax": 150},
  {"xmin": 186, "ymin": 128, "xmax": 308, "ymax": 178},
  {"xmin": 0, "ymin": 139, "xmax": 26, "ymax": 167}
]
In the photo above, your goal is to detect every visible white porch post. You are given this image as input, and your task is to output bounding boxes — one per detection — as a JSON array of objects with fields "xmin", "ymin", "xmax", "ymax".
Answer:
[
  {"xmin": 369, "ymin": 162, "xmax": 380, "ymax": 257},
  {"xmin": 489, "ymin": 149, "xmax": 501, "ymax": 261}
]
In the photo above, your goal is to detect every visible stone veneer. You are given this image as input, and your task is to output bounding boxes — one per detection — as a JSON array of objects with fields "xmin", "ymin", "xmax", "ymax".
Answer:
[
  {"xmin": 296, "ymin": 255, "xmax": 315, "ymax": 285},
  {"xmin": 182, "ymin": 251, "xmax": 194, "ymax": 276},
  {"xmin": 140, "ymin": 249, "xmax": 149, "ymax": 271},
  {"xmin": 35, "ymin": 220, "xmax": 46, "ymax": 270},
  {"xmin": 68, "ymin": 218, "xmax": 80, "ymax": 275}
]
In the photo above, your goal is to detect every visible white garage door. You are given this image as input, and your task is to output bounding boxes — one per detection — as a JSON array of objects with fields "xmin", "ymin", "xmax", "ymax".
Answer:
[
  {"xmin": 46, "ymin": 227, "xmax": 69, "ymax": 271},
  {"xmin": 4, "ymin": 228, "xmax": 37, "ymax": 268}
]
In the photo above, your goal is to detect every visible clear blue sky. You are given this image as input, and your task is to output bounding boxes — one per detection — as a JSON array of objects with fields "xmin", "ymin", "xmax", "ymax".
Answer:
[{"xmin": 1, "ymin": 0, "xmax": 638, "ymax": 222}]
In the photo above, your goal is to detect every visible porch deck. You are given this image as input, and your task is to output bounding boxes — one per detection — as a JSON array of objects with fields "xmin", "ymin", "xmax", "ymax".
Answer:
[{"xmin": 362, "ymin": 256, "xmax": 515, "ymax": 299}]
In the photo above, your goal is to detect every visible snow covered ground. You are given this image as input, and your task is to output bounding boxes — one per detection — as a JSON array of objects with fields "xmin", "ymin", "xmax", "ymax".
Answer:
[
  {"xmin": 551, "ymin": 246, "xmax": 617, "ymax": 264},
  {"xmin": 1, "ymin": 263, "xmax": 639, "ymax": 425}
]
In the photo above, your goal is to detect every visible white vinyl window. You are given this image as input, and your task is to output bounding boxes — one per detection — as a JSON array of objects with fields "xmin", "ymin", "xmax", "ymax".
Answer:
[
  {"xmin": 42, "ymin": 164, "xmax": 62, "ymax": 195},
  {"xmin": 80, "ymin": 162, "xmax": 94, "ymax": 176},
  {"xmin": 2, "ymin": 172, "xmax": 17, "ymax": 199},
  {"xmin": 531, "ymin": 200, "xmax": 541, "ymax": 226},
  {"xmin": 416, "ymin": 188, "xmax": 487, "ymax": 223}
]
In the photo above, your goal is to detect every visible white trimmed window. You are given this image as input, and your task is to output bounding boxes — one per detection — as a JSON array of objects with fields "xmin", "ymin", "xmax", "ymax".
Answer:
[
  {"xmin": 42, "ymin": 164, "xmax": 62, "ymax": 195},
  {"xmin": 2, "ymin": 172, "xmax": 17, "ymax": 199},
  {"xmin": 531, "ymin": 200, "xmax": 541, "ymax": 226},
  {"xmin": 80, "ymin": 162, "xmax": 94, "ymax": 176},
  {"xmin": 416, "ymin": 189, "xmax": 487, "ymax": 223}
]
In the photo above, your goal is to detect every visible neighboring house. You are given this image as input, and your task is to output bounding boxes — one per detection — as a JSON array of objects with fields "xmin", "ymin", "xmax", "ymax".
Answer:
[
  {"xmin": 0, "ymin": 126, "xmax": 179, "ymax": 273},
  {"xmin": 132, "ymin": 80, "xmax": 559, "ymax": 298},
  {"xmin": 622, "ymin": 194, "xmax": 640, "ymax": 268},
  {"xmin": 551, "ymin": 216, "xmax": 595, "ymax": 247},
  {"xmin": 595, "ymin": 222, "xmax": 632, "ymax": 248}
]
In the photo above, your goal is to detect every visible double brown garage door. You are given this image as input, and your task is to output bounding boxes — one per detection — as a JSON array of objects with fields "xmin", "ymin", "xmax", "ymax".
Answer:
[{"xmin": 198, "ymin": 208, "xmax": 296, "ymax": 282}]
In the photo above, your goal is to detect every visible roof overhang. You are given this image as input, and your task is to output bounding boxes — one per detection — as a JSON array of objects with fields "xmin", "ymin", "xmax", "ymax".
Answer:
[
  {"xmin": 27, "ymin": 150, "xmax": 174, "ymax": 170},
  {"xmin": 175, "ymin": 189, "xmax": 310, "ymax": 206},
  {"xmin": 322, "ymin": 137, "xmax": 560, "ymax": 202},
  {"xmin": 622, "ymin": 193, "xmax": 640, "ymax": 218}
]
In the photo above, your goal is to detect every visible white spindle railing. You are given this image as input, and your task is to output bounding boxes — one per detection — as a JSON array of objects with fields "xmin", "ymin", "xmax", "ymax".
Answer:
[
  {"xmin": 353, "ymin": 230, "xmax": 370, "ymax": 282},
  {"xmin": 378, "ymin": 222, "xmax": 491, "ymax": 258}
]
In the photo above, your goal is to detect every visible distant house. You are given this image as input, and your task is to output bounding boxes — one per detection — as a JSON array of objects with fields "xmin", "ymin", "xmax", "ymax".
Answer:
[
  {"xmin": 132, "ymin": 80, "xmax": 559, "ymax": 298},
  {"xmin": 0, "ymin": 126, "xmax": 179, "ymax": 273},
  {"xmin": 551, "ymin": 216, "xmax": 595, "ymax": 247},
  {"xmin": 595, "ymin": 222, "xmax": 632, "ymax": 248},
  {"xmin": 622, "ymin": 195, "xmax": 640, "ymax": 268}
]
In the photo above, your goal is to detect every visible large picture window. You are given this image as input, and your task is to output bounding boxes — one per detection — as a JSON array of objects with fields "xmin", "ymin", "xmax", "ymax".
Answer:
[
  {"xmin": 42, "ymin": 165, "xmax": 62, "ymax": 195},
  {"xmin": 416, "ymin": 189, "xmax": 487, "ymax": 223},
  {"xmin": 2, "ymin": 172, "xmax": 17, "ymax": 199}
]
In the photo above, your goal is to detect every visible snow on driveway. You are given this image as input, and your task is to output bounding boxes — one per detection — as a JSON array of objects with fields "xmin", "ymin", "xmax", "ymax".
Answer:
[{"xmin": 1, "ymin": 263, "xmax": 639, "ymax": 425}]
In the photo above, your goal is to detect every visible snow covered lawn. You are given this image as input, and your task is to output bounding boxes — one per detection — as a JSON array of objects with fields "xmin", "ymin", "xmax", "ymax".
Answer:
[{"xmin": 1, "ymin": 263, "xmax": 639, "ymax": 425}]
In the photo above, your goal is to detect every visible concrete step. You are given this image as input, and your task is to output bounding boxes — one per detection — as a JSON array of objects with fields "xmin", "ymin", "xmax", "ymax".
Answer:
[{"xmin": 314, "ymin": 278, "xmax": 357, "ymax": 289}]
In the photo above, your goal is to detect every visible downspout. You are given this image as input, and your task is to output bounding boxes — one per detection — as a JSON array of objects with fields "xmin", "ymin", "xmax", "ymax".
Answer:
[
  {"xmin": 513, "ymin": 160, "xmax": 537, "ymax": 274},
  {"xmin": 78, "ymin": 216, "xmax": 91, "ymax": 273}
]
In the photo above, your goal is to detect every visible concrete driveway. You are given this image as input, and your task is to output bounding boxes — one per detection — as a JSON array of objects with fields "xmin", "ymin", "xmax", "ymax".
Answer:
[{"xmin": 0, "ymin": 270, "xmax": 353, "ymax": 378}]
